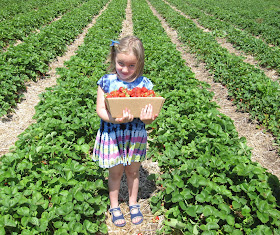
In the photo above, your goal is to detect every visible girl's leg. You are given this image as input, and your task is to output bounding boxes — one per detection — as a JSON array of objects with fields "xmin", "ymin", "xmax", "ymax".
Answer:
[
  {"xmin": 108, "ymin": 164, "xmax": 125, "ymax": 225},
  {"xmin": 125, "ymin": 162, "xmax": 142, "ymax": 224}
]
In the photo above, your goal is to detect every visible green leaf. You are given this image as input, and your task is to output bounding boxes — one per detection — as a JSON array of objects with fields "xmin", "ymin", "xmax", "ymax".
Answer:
[
  {"xmin": 179, "ymin": 200, "xmax": 187, "ymax": 211},
  {"xmin": 171, "ymin": 192, "xmax": 184, "ymax": 203},
  {"xmin": 74, "ymin": 191, "xmax": 84, "ymax": 201},
  {"xmin": 232, "ymin": 201, "xmax": 241, "ymax": 209},
  {"xmin": 36, "ymin": 146, "xmax": 43, "ymax": 153},
  {"xmin": 21, "ymin": 216, "xmax": 29, "ymax": 227},
  {"xmin": 165, "ymin": 218, "xmax": 186, "ymax": 229},
  {"xmin": 219, "ymin": 203, "xmax": 231, "ymax": 214},
  {"xmin": 87, "ymin": 196, "xmax": 101, "ymax": 205},
  {"xmin": 189, "ymin": 174, "xmax": 199, "ymax": 187},
  {"xmin": 81, "ymin": 144, "xmax": 90, "ymax": 154},
  {"xmin": 3, "ymin": 215, "xmax": 17, "ymax": 227},
  {"xmin": 99, "ymin": 223, "xmax": 108, "ymax": 234},
  {"xmin": 56, "ymin": 203, "xmax": 73, "ymax": 216},
  {"xmin": 95, "ymin": 179, "xmax": 105, "ymax": 189},
  {"xmin": 77, "ymin": 137, "xmax": 85, "ymax": 145},
  {"xmin": 59, "ymin": 190, "xmax": 69, "ymax": 197},
  {"xmin": 72, "ymin": 164, "xmax": 86, "ymax": 172},
  {"xmin": 38, "ymin": 218, "xmax": 49, "ymax": 232},
  {"xmin": 232, "ymin": 229, "xmax": 244, "ymax": 235},
  {"xmin": 173, "ymin": 174, "xmax": 184, "ymax": 188},
  {"xmin": 203, "ymin": 205, "xmax": 215, "ymax": 217},
  {"xmin": 223, "ymin": 225, "xmax": 234, "ymax": 233},
  {"xmin": 30, "ymin": 217, "xmax": 40, "ymax": 226},
  {"xmin": 64, "ymin": 211, "xmax": 76, "ymax": 222},
  {"xmin": 200, "ymin": 222, "xmax": 219, "ymax": 231},
  {"xmin": 226, "ymin": 215, "xmax": 235, "ymax": 226},
  {"xmin": 193, "ymin": 224, "xmax": 199, "ymax": 235},
  {"xmin": 241, "ymin": 205, "xmax": 251, "ymax": 216},
  {"xmin": 17, "ymin": 207, "xmax": 30, "ymax": 216},
  {"xmin": 189, "ymin": 174, "xmax": 208, "ymax": 187},
  {"xmin": 53, "ymin": 221, "xmax": 63, "ymax": 228},
  {"xmin": 67, "ymin": 179, "xmax": 78, "ymax": 185},
  {"xmin": 196, "ymin": 190, "xmax": 209, "ymax": 203},
  {"xmin": 65, "ymin": 170, "xmax": 73, "ymax": 181},
  {"xmin": 166, "ymin": 184, "xmax": 176, "ymax": 194},
  {"xmin": 180, "ymin": 188, "xmax": 193, "ymax": 200},
  {"xmin": 0, "ymin": 227, "xmax": 5, "ymax": 235},
  {"xmin": 181, "ymin": 164, "xmax": 188, "ymax": 171},
  {"xmin": 257, "ymin": 210, "xmax": 269, "ymax": 223},
  {"xmin": 185, "ymin": 206, "xmax": 197, "ymax": 217},
  {"xmin": 74, "ymin": 222, "xmax": 83, "ymax": 232}
]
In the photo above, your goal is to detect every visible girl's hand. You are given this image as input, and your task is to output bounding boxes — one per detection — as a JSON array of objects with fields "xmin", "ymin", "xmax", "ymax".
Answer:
[
  {"xmin": 115, "ymin": 108, "xmax": 134, "ymax": 123},
  {"xmin": 140, "ymin": 104, "xmax": 158, "ymax": 125},
  {"xmin": 96, "ymin": 86, "xmax": 133, "ymax": 124}
]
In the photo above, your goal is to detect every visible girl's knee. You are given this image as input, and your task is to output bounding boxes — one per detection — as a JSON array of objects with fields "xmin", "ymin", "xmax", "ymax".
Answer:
[
  {"xmin": 125, "ymin": 167, "xmax": 140, "ymax": 179},
  {"xmin": 109, "ymin": 165, "xmax": 124, "ymax": 180},
  {"xmin": 110, "ymin": 171, "xmax": 123, "ymax": 180}
]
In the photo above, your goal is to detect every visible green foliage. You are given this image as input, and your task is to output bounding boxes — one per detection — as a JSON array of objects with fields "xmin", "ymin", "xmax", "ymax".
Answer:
[
  {"xmin": 0, "ymin": 0, "xmax": 89, "ymax": 50},
  {"xmin": 0, "ymin": 0, "xmax": 126, "ymax": 233},
  {"xmin": 1, "ymin": 0, "xmax": 280, "ymax": 234},
  {"xmin": 0, "ymin": 0, "xmax": 108, "ymax": 117},
  {"xmin": 132, "ymin": 0, "xmax": 280, "ymax": 234},
  {"xmin": 149, "ymin": 0, "xmax": 280, "ymax": 152},
  {"xmin": 170, "ymin": 0, "xmax": 280, "ymax": 74}
]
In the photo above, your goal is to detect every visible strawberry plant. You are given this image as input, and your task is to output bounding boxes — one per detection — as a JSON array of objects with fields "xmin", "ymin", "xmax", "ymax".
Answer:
[
  {"xmin": 169, "ymin": 0, "xmax": 280, "ymax": 74},
  {"xmin": 0, "ymin": 0, "xmax": 108, "ymax": 117},
  {"xmin": 0, "ymin": 0, "xmax": 127, "ymax": 233},
  {"xmin": 150, "ymin": 0, "xmax": 280, "ymax": 152},
  {"xmin": 183, "ymin": 0, "xmax": 280, "ymax": 46},
  {"xmin": 133, "ymin": 0, "xmax": 280, "ymax": 234},
  {"xmin": 0, "ymin": 0, "xmax": 56, "ymax": 21},
  {"xmin": 1, "ymin": 0, "xmax": 280, "ymax": 234},
  {"xmin": 0, "ymin": 0, "xmax": 87, "ymax": 50}
]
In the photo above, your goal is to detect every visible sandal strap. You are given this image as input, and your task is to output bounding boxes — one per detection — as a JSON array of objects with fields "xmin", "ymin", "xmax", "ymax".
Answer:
[
  {"xmin": 109, "ymin": 207, "xmax": 124, "ymax": 218},
  {"xmin": 109, "ymin": 207, "xmax": 122, "ymax": 213},
  {"xmin": 129, "ymin": 204, "xmax": 143, "ymax": 221},
  {"xmin": 109, "ymin": 207, "xmax": 126, "ymax": 227},
  {"xmin": 129, "ymin": 204, "xmax": 140, "ymax": 211},
  {"xmin": 129, "ymin": 204, "xmax": 143, "ymax": 225}
]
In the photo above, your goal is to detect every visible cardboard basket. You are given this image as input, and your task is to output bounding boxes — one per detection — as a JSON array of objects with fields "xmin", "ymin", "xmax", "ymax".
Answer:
[{"xmin": 105, "ymin": 97, "xmax": 165, "ymax": 118}]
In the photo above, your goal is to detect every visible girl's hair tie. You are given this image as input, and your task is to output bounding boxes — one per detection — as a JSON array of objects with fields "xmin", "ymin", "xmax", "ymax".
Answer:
[{"xmin": 110, "ymin": 40, "xmax": 119, "ymax": 46}]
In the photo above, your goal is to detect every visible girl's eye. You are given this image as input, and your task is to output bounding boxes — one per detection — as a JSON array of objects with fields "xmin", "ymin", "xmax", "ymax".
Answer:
[{"xmin": 129, "ymin": 64, "xmax": 135, "ymax": 68}]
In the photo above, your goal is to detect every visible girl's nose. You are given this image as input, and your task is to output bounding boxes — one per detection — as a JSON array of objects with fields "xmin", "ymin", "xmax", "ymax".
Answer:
[{"xmin": 122, "ymin": 66, "xmax": 128, "ymax": 73}]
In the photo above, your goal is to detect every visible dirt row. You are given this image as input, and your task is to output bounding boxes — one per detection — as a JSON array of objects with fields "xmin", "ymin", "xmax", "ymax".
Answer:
[
  {"xmin": 153, "ymin": 0, "xmax": 280, "ymax": 179},
  {"xmin": 0, "ymin": 0, "xmax": 279, "ymax": 234},
  {"xmin": 0, "ymin": 1, "xmax": 110, "ymax": 156},
  {"xmin": 163, "ymin": 0, "xmax": 279, "ymax": 83},
  {"xmin": 3, "ymin": 16, "xmax": 63, "ymax": 51},
  {"xmin": 106, "ymin": 1, "xmax": 163, "ymax": 234}
]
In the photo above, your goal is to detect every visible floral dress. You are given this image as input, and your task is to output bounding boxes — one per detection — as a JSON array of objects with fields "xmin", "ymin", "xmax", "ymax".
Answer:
[{"xmin": 92, "ymin": 74, "xmax": 153, "ymax": 168}]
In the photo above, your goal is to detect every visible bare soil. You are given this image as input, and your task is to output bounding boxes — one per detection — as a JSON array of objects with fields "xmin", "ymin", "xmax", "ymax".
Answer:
[
  {"xmin": 106, "ymin": 1, "xmax": 163, "ymax": 233},
  {"xmin": 0, "ymin": 1, "xmax": 110, "ymax": 156},
  {"xmin": 153, "ymin": 0, "xmax": 280, "ymax": 179}
]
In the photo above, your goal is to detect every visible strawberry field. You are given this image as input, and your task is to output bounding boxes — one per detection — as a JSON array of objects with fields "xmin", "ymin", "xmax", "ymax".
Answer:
[{"xmin": 0, "ymin": 0, "xmax": 280, "ymax": 234}]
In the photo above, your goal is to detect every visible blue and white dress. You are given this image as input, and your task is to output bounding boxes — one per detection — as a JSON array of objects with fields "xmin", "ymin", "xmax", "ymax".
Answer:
[{"xmin": 92, "ymin": 74, "xmax": 153, "ymax": 168}]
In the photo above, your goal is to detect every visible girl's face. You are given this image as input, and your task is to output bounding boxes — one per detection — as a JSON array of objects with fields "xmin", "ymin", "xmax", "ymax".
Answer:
[{"xmin": 115, "ymin": 52, "xmax": 138, "ymax": 82}]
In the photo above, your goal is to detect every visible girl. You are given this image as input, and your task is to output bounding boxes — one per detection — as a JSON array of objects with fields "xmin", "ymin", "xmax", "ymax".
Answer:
[{"xmin": 92, "ymin": 36, "xmax": 158, "ymax": 227}]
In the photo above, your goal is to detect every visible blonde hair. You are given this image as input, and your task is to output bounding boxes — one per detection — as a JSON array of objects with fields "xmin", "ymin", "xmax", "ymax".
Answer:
[{"xmin": 107, "ymin": 36, "xmax": 145, "ymax": 81}]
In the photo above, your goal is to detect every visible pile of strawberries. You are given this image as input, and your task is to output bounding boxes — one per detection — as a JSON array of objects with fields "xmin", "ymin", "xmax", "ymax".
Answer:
[{"xmin": 106, "ymin": 87, "xmax": 157, "ymax": 98}]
